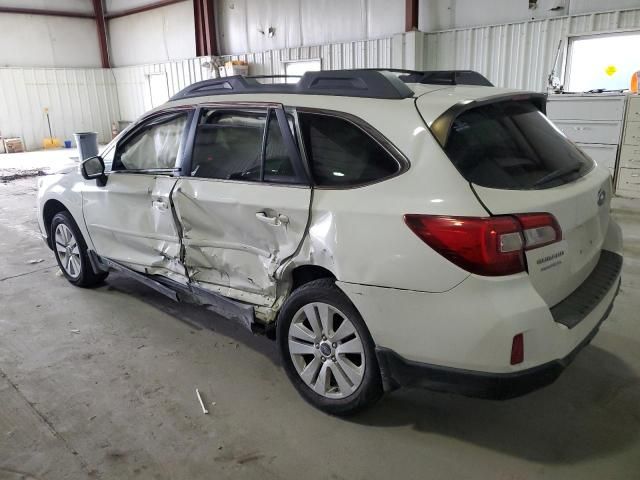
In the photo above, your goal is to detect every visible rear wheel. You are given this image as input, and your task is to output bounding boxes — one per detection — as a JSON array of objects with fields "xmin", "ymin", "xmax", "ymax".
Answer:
[
  {"xmin": 277, "ymin": 279, "xmax": 383, "ymax": 415},
  {"xmin": 51, "ymin": 211, "xmax": 108, "ymax": 287}
]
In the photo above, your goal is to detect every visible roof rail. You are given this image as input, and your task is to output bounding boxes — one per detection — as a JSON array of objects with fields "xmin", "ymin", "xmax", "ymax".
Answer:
[
  {"xmin": 378, "ymin": 69, "xmax": 494, "ymax": 87},
  {"xmin": 169, "ymin": 70, "xmax": 415, "ymax": 101}
]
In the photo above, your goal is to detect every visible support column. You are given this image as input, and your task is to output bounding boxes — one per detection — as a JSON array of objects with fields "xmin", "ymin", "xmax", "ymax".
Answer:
[
  {"xmin": 92, "ymin": 0, "xmax": 110, "ymax": 68},
  {"xmin": 194, "ymin": 0, "xmax": 218, "ymax": 57},
  {"xmin": 405, "ymin": 0, "xmax": 419, "ymax": 32}
]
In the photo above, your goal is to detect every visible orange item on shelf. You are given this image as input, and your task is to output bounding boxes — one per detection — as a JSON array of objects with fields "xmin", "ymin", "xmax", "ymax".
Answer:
[{"xmin": 632, "ymin": 71, "xmax": 639, "ymax": 93}]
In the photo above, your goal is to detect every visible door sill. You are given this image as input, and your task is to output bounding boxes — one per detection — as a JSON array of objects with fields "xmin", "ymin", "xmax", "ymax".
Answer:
[{"xmin": 91, "ymin": 252, "xmax": 258, "ymax": 332}]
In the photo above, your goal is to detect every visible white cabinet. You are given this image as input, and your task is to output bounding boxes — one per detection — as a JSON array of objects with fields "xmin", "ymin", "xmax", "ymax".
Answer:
[
  {"xmin": 546, "ymin": 95, "xmax": 626, "ymax": 121},
  {"xmin": 622, "ymin": 121, "xmax": 640, "ymax": 146},
  {"xmin": 617, "ymin": 95, "xmax": 640, "ymax": 198},
  {"xmin": 553, "ymin": 120, "xmax": 622, "ymax": 145},
  {"xmin": 547, "ymin": 93, "xmax": 640, "ymax": 197},
  {"xmin": 576, "ymin": 143, "xmax": 618, "ymax": 175}
]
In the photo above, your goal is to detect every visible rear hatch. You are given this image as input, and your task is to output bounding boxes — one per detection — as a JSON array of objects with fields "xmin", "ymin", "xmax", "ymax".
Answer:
[{"xmin": 421, "ymin": 94, "xmax": 612, "ymax": 307}]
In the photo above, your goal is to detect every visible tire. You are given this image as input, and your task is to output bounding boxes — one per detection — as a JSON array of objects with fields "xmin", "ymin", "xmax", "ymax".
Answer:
[
  {"xmin": 51, "ymin": 211, "xmax": 108, "ymax": 287},
  {"xmin": 277, "ymin": 278, "xmax": 383, "ymax": 416}
]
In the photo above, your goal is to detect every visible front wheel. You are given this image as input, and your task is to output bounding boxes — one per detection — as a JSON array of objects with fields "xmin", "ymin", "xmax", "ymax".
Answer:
[
  {"xmin": 277, "ymin": 279, "xmax": 383, "ymax": 416},
  {"xmin": 51, "ymin": 211, "xmax": 108, "ymax": 287}
]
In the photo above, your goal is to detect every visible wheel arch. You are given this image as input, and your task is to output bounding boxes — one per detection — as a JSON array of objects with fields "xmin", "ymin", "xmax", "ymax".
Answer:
[
  {"xmin": 42, "ymin": 199, "xmax": 70, "ymax": 249},
  {"xmin": 289, "ymin": 264, "xmax": 336, "ymax": 292}
]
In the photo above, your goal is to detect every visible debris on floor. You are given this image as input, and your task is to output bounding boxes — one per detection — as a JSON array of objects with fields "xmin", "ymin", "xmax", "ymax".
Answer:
[
  {"xmin": 196, "ymin": 388, "xmax": 208, "ymax": 414},
  {"xmin": 0, "ymin": 169, "xmax": 47, "ymax": 183},
  {"xmin": 70, "ymin": 329, "xmax": 80, "ymax": 334},
  {"xmin": 26, "ymin": 258, "xmax": 44, "ymax": 264}
]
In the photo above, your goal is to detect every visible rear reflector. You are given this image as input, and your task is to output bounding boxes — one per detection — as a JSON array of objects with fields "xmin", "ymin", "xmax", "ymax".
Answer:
[
  {"xmin": 511, "ymin": 333, "xmax": 524, "ymax": 365},
  {"xmin": 404, "ymin": 213, "xmax": 561, "ymax": 277}
]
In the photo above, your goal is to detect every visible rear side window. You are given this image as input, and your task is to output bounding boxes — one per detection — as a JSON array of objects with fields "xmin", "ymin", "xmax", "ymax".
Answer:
[
  {"xmin": 444, "ymin": 101, "xmax": 593, "ymax": 190},
  {"xmin": 191, "ymin": 109, "xmax": 302, "ymax": 183},
  {"xmin": 298, "ymin": 113, "xmax": 401, "ymax": 187}
]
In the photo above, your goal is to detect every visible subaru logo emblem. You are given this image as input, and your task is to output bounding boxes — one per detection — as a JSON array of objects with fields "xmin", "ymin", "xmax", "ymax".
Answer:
[{"xmin": 597, "ymin": 188, "xmax": 606, "ymax": 206}]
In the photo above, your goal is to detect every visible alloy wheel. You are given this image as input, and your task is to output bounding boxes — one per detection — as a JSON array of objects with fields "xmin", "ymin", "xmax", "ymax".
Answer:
[
  {"xmin": 288, "ymin": 302, "xmax": 365, "ymax": 399},
  {"xmin": 55, "ymin": 223, "xmax": 81, "ymax": 279}
]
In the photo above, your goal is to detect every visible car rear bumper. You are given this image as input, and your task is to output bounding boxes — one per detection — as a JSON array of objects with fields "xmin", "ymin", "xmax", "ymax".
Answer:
[
  {"xmin": 375, "ymin": 283, "xmax": 618, "ymax": 398},
  {"xmin": 338, "ymin": 243, "xmax": 622, "ymax": 393}
]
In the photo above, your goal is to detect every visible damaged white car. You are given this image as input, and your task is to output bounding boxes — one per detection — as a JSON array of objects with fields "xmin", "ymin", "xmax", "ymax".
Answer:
[{"xmin": 37, "ymin": 69, "xmax": 623, "ymax": 415}]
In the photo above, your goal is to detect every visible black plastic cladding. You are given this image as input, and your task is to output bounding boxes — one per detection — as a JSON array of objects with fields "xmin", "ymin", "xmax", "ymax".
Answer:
[
  {"xmin": 169, "ymin": 69, "xmax": 494, "ymax": 101},
  {"xmin": 170, "ymin": 70, "xmax": 415, "ymax": 100}
]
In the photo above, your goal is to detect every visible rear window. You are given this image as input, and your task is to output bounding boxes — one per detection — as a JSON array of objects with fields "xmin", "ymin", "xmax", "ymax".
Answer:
[{"xmin": 444, "ymin": 101, "xmax": 594, "ymax": 190}]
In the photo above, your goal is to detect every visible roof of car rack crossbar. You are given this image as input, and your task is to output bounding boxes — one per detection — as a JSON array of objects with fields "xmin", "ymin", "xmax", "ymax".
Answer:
[{"xmin": 169, "ymin": 69, "xmax": 493, "ymax": 101}]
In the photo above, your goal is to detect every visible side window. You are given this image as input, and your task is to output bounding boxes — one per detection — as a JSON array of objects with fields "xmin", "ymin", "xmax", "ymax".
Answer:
[
  {"xmin": 191, "ymin": 110, "xmax": 266, "ymax": 180},
  {"xmin": 113, "ymin": 113, "xmax": 188, "ymax": 171},
  {"xmin": 190, "ymin": 109, "xmax": 302, "ymax": 184},
  {"xmin": 298, "ymin": 113, "xmax": 401, "ymax": 187}
]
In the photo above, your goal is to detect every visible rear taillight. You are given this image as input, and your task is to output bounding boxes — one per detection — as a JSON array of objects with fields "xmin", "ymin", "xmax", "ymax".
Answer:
[
  {"xmin": 404, "ymin": 213, "xmax": 561, "ymax": 276},
  {"xmin": 517, "ymin": 213, "xmax": 562, "ymax": 250}
]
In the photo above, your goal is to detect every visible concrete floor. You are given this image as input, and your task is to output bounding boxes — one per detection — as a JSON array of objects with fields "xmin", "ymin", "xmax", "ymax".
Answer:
[{"xmin": 1, "ymin": 167, "xmax": 639, "ymax": 479}]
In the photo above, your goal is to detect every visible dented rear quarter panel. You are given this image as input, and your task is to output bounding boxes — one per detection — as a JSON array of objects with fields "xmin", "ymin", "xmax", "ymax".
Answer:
[{"xmin": 276, "ymin": 96, "xmax": 488, "ymax": 293}]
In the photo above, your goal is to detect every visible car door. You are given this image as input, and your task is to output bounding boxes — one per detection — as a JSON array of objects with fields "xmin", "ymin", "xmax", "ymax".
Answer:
[
  {"xmin": 171, "ymin": 105, "xmax": 311, "ymax": 307},
  {"xmin": 82, "ymin": 109, "xmax": 193, "ymax": 282}
]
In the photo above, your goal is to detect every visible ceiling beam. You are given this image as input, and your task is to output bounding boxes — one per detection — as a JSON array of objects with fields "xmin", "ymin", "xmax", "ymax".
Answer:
[
  {"xmin": 92, "ymin": 0, "xmax": 110, "ymax": 68},
  {"xmin": 405, "ymin": 0, "xmax": 419, "ymax": 31},
  {"xmin": 194, "ymin": 0, "xmax": 218, "ymax": 57},
  {"xmin": 105, "ymin": 0, "xmax": 187, "ymax": 20},
  {"xmin": 0, "ymin": 7, "xmax": 94, "ymax": 19}
]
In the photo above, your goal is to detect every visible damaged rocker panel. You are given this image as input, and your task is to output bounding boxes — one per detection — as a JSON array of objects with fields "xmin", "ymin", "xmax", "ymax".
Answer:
[{"xmin": 89, "ymin": 252, "xmax": 258, "ymax": 332}]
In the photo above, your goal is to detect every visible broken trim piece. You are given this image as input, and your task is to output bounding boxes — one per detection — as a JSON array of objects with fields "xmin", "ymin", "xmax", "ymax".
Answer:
[
  {"xmin": 95, "ymin": 254, "xmax": 257, "ymax": 332},
  {"xmin": 104, "ymin": 257, "xmax": 179, "ymax": 301}
]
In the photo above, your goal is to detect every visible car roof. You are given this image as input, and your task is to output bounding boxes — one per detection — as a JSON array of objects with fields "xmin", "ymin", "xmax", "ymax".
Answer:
[
  {"xmin": 161, "ymin": 82, "xmax": 531, "ymax": 124},
  {"xmin": 153, "ymin": 70, "xmax": 541, "ymax": 133}
]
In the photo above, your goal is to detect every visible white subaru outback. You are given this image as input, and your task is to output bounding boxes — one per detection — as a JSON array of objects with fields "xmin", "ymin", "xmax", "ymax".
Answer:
[{"xmin": 37, "ymin": 69, "xmax": 623, "ymax": 415}]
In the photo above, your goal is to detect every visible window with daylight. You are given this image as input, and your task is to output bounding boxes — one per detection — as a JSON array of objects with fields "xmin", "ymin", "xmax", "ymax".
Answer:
[
  {"xmin": 284, "ymin": 59, "xmax": 321, "ymax": 83},
  {"xmin": 567, "ymin": 32, "xmax": 640, "ymax": 92}
]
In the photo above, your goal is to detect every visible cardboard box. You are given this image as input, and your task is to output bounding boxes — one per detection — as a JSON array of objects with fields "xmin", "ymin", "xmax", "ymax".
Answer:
[
  {"xmin": 224, "ymin": 60, "xmax": 249, "ymax": 77},
  {"xmin": 4, "ymin": 137, "xmax": 24, "ymax": 153}
]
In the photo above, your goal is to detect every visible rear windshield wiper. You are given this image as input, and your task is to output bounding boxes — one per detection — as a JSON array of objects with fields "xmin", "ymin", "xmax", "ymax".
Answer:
[{"xmin": 533, "ymin": 163, "xmax": 582, "ymax": 187}]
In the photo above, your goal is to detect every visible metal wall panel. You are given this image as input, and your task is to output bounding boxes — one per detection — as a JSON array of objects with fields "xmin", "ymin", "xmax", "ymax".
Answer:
[
  {"xmin": 216, "ymin": 0, "xmax": 403, "ymax": 55},
  {"xmin": 223, "ymin": 37, "xmax": 394, "ymax": 75},
  {"xmin": 424, "ymin": 8, "xmax": 640, "ymax": 92},
  {"xmin": 0, "ymin": 68, "xmax": 119, "ymax": 151},
  {"xmin": 111, "ymin": 56, "xmax": 211, "ymax": 122}
]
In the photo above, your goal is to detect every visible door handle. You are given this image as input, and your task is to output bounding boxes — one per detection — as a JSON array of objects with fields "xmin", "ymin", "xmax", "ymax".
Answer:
[
  {"xmin": 278, "ymin": 214, "xmax": 289, "ymax": 225},
  {"xmin": 152, "ymin": 199, "xmax": 169, "ymax": 211},
  {"xmin": 255, "ymin": 212, "xmax": 279, "ymax": 225}
]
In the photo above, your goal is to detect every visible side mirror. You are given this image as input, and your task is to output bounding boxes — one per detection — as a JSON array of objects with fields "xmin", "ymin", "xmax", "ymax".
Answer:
[{"xmin": 81, "ymin": 155, "xmax": 107, "ymax": 186}]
